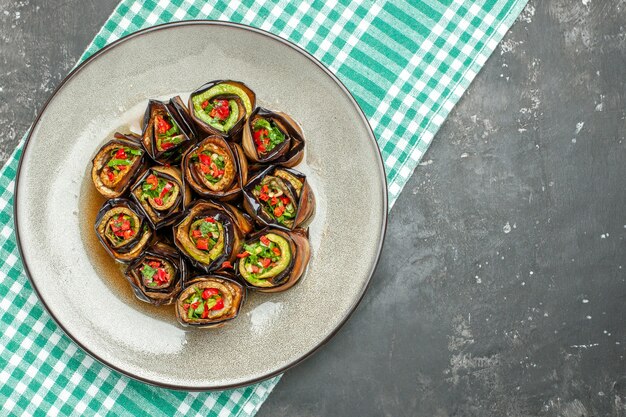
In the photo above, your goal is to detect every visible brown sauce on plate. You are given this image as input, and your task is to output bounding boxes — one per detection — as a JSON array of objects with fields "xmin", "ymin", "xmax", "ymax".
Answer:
[{"xmin": 78, "ymin": 170, "xmax": 175, "ymax": 322}]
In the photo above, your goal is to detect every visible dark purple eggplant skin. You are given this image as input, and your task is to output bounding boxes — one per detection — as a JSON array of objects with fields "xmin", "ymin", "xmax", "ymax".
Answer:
[
  {"xmin": 241, "ymin": 107, "xmax": 305, "ymax": 167},
  {"xmin": 125, "ymin": 241, "xmax": 187, "ymax": 305},
  {"xmin": 188, "ymin": 79, "xmax": 256, "ymax": 141},
  {"xmin": 91, "ymin": 132, "xmax": 148, "ymax": 199},
  {"xmin": 172, "ymin": 200, "xmax": 252, "ymax": 273},
  {"xmin": 239, "ymin": 228, "xmax": 293, "ymax": 287},
  {"xmin": 182, "ymin": 135, "xmax": 249, "ymax": 202},
  {"xmin": 129, "ymin": 166, "xmax": 191, "ymax": 230},
  {"xmin": 241, "ymin": 165, "xmax": 316, "ymax": 231},
  {"xmin": 175, "ymin": 275, "xmax": 246, "ymax": 328},
  {"xmin": 94, "ymin": 198, "xmax": 154, "ymax": 263},
  {"xmin": 141, "ymin": 96, "xmax": 197, "ymax": 165}
]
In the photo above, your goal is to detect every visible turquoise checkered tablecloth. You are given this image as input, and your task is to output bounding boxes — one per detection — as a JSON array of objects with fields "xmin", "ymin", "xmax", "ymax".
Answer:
[{"xmin": 0, "ymin": 0, "xmax": 527, "ymax": 415}]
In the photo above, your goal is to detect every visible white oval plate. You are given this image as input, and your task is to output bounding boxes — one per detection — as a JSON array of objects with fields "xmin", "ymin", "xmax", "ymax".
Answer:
[{"xmin": 15, "ymin": 21, "xmax": 387, "ymax": 390}]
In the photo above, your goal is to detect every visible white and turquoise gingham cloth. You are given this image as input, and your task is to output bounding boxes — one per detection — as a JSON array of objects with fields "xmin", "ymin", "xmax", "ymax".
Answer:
[{"xmin": 0, "ymin": 0, "xmax": 527, "ymax": 415}]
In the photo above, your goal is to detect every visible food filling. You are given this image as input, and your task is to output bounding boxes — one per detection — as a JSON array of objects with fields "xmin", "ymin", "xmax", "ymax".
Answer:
[
  {"xmin": 101, "ymin": 146, "xmax": 142, "ymax": 186},
  {"xmin": 105, "ymin": 212, "xmax": 137, "ymax": 246},
  {"xmin": 189, "ymin": 217, "xmax": 222, "ymax": 252},
  {"xmin": 182, "ymin": 286, "xmax": 225, "ymax": 319},
  {"xmin": 197, "ymin": 98, "xmax": 238, "ymax": 132},
  {"xmin": 191, "ymin": 150, "xmax": 226, "ymax": 184},
  {"xmin": 253, "ymin": 179, "xmax": 296, "ymax": 227},
  {"xmin": 238, "ymin": 233, "xmax": 291, "ymax": 286},
  {"xmin": 192, "ymin": 83, "xmax": 254, "ymax": 132},
  {"xmin": 139, "ymin": 258, "xmax": 173, "ymax": 288},
  {"xmin": 141, "ymin": 173, "xmax": 177, "ymax": 208},
  {"xmin": 252, "ymin": 118, "xmax": 285, "ymax": 155},
  {"xmin": 154, "ymin": 113, "xmax": 184, "ymax": 152}
]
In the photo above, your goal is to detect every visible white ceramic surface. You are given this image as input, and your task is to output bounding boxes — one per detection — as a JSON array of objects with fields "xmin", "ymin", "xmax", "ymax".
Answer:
[{"xmin": 15, "ymin": 22, "xmax": 387, "ymax": 389}]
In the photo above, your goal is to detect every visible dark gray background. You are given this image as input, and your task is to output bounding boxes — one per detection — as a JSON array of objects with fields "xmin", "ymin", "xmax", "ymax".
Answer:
[{"xmin": 2, "ymin": 1, "xmax": 625, "ymax": 416}]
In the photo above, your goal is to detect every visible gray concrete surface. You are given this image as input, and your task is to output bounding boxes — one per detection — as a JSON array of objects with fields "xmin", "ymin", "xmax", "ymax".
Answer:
[{"xmin": 2, "ymin": 1, "xmax": 626, "ymax": 416}]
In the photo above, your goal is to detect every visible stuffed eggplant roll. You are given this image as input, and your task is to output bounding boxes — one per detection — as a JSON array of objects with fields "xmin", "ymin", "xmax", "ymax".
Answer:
[
  {"xmin": 173, "ymin": 200, "xmax": 252, "ymax": 272},
  {"xmin": 130, "ymin": 166, "xmax": 191, "ymax": 229},
  {"xmin": 91, "ymin": 132, "xmax": 147, "ymax": 198},
  {"xmin": 94, "ymin": 198, "xmax": 153, "ymax": 262},
  {"xmin": 141, "ymin": 96, "xmax": 196, "ymax": 164},
  {"xmin": 189, "ymin": 80, "xmax": 256, "ymax": 139},
  {"xmin": 242, "ymin": 166, "xmax": 315, "ymax": 230},
  {"xmin": 182, "ymin": 135, "xmax": 248, "ymax": 202},
  {"xmin": 236, "ymin": 228, "xmax": 310, "ymax": 292},
  {"xmin": 175, "ymin": 276, "xmax": 245, "ymax": 328},
  {"xmin": 125, "ymin": 241, "xmax": 186, "ymax": 305},
  {"xmin": 241, "ymin": 108, "xmax": 304, "ymax": 167}
]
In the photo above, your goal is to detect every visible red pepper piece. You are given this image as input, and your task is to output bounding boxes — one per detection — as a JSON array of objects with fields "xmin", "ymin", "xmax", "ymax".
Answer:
[
  {"xmin": 160, "ymin": 141, "xmax": 175, "ymax": 150},
  {"xmin": 148, "ymin": 261, "xmax": 161, "ymax": 269},
  {"xmin": 274, "ymin": 205, "xmax": 285, "ymax": 217},
  {"xmin": 121, "ymin": 220, "xmax": 131, "ymax": 231},
  {"xmin": 155, "ymin": 268, "xmax": 168, "ymax": 284},
  {"xmin": 201, "ymin": 100, "xmax": 209, "ymax": 109},
  {"xmin": 202, "ymin": 288, "xmax": 219, "ymax": 300},
  {"xmin": 221, "ymin": 261, "xmax": 233, "ymax": 269},
  {"xmin": 261, "ymin": 185, "xmax": 269, "ymax": 193},
  {"xmin": 272, "ymin": 247, "xmax": 281, "ymax": 256},
  {"xmin": 153, "ymin": 197, "xmax": 163, "ymax": 206},
  {"xmin": 199, "ymin": 154, "xmax": 212, "ymax": 166},
  {"xmin": 115, "ymin": 148, "xmax": 127, "ymax": 159},
  {"xmin": 196, "ymin": 238, "xmax": 209, "ymax": 250},
  {"xmin": 199, "ymin": 163, "xmax": 211, "ymax": 174},
  {"xmin": 106, "ymin": 169, "xmax": 115, "ymax": 182},
  {"xmin": 146, "ymin": 174, "xmax": 158, "ymax": 190},
  {"xmin": 205, "ymin": 217, "xmax": 215, "ymax": 223},
  {"xmin": 159, "ymin": 182, "xmax": 173, "ymax": 198},
  {"xmin": 192, "ymin": 229, "xmax": 202, "ymax": 239},
  {"xmin": 236, "ymin": 251, "xmax": 250, "ymax": 258},
  {"xmin": 211, "ymin": 298, "xmax": 224, "ymax": 311},
  {"xmin": 259, "ymin": 193, "xmax": 269, "ymax": 202},
  {"xmin": 253, "ymin": 128, "xmax": 269, "ymax": 145},
  {"xmin": 209, "ymin": 100, "xmax": 230, "ymax": 121},
  {"xmin": 183, "ymin": 303, "xmax": 190, "ymax": 310},
  {"xmin": 270, "ymin": 197, "xmax": 278, "ymax": 206},
  {"xmin": 260, "ymin": 235, "xmax": 270, "ymax": 246},
  {"xmin": 155, "ymin": 115, "xmax": 172, "ymax": 133},
  {"xmin": 280, "ymin": 196, "xmax": 290, "ymax": 205},
  {"xmin": 251, "ymin": 265, "xmax": 259, "ymax": 273},
  {"xmin": 201, "ymin": 303, "xmax": 209, "ymax": 319},
  {"xmin": 260, "ymin": 258, "xmax": 271, "ymax": 268},
  {"xmin": 191, "ymin": 301, "xmax": 200, "ymax": 310}
]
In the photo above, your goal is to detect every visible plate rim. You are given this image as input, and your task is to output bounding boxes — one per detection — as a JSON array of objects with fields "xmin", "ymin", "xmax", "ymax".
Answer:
[{"xmin": 14, "ymin": 20, "xmax": 388, "ymax": 391}]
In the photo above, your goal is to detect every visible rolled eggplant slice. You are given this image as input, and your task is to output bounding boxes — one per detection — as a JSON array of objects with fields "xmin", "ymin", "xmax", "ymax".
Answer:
[
  {"xmin": 175, "ymin": 276, "xmax": 245, "ymax": 328},
  {"xmin": 130, "ymin": 166, "xmax": 191, "ymax": 229},
  {"xmin": 241, "ymin": 107, "xmax": 304, "ymax": 167},
  {"xmin": 189, "ymin": 80, "xmax": 256, "ymax": 139},
  {"xmin": 142, "ymin": 96, "xmax": 196, "ymax": 165},
  {"xmin": 182, "ymin": 135, "xmax": 248, "ymax": 202},
  {"xmin": 91, "ymin": 132, "xmax": 147, "ymax": 198},
  {"xmin": 173, "ymin": 200, "xmax": 252, "ymax": 272},
  {"xmin": 94, "ymin": 198, "xmax": 153, "ymax": 263},
  {"xmin": 125, "ymin": 241, "xmax": 186, "ymax": 305},
  {"xmin": 242, "ymin": 166, "xmax": 315, "ymax": 230},
  {"xmin": 236, "ymin": 228, "xmax": 310, "ymax": 292}
]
